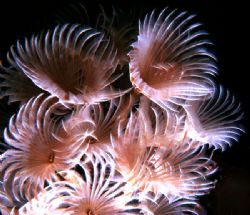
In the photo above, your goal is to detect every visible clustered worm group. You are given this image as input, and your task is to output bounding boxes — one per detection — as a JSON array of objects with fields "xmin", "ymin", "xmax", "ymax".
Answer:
[{"xmin": 0, "ymin": 5, "xmax": 244, "ymax": 215}]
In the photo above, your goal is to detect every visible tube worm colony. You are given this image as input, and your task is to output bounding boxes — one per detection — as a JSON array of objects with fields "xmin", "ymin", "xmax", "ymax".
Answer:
[{"xmin": 0, "ymin": 5, "xmax": 244, "ymax": 215}]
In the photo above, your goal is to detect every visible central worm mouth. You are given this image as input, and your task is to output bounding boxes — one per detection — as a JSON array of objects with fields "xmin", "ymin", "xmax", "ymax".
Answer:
[
  {"xmin": 48, "ymin": 151, "xmax": 55, "ymax": 163},
  {"xmin": 86, "ymin": 209, "xmax": 94, "ymax": 215}
]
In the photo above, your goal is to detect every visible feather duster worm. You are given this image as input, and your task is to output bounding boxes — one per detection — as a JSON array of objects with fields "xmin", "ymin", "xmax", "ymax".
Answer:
[
  {"xmin": 63, "ymin": 94, "xmax": 135, "ymax": 159},
  {"xmin": 111, "ymin": 103, "xmax": 216, "ymax": 199},
  {"xmin": 184, "ymin": 86, "xmax": 244, "ymax": 151},
  {"xmin": 8, "ymin": 24, "xmax": 127, "ymax": 105},
  {"xmin": 19, "ymin": 155, "xmax": 137, "ymax": 214},
  {"xmin": 129, "ymin": 8, "xmax": 217, "ymax": 111},
  {"xmin": 0, "ymin": 94, "xmax": 88, "ymax": 201}
]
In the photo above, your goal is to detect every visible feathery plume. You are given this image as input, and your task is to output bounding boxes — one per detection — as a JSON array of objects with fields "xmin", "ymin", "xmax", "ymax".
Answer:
[
  {"xmin": 64, "ymin": 94, "xmax": 135, "ymax": 158},
  {"xmin": 1, "ymin": 94, "xmax": 87, "ymax": 201},
  {"xmin": 20, "ymin": 155, "xmax": 137, "ymax": 214},
  {"xmin": 111, "ymin": 104, "xmax": 216, "ymax": 198},
  {"xmin": 129, "ymin": 8, "xmax": 217, "ymax": 111},
  {"xmin": 9, "ymin": 24, "xmax": 127, "ymax": 105},
  {"xmin": 184, "ymin": 85, "xmax": 244, "ymax": 151}
]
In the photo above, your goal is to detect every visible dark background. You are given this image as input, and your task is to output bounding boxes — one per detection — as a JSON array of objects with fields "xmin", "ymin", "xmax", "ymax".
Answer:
[{"xmin": 0, "ymin": 0, "xmax": 249, "ymax": 214}]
